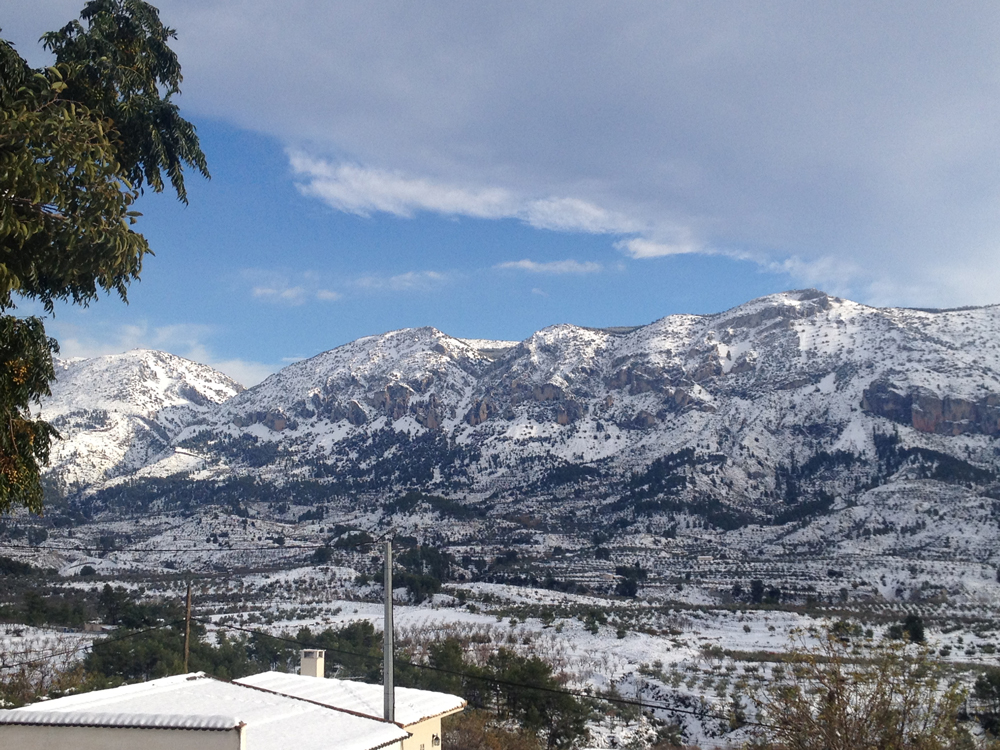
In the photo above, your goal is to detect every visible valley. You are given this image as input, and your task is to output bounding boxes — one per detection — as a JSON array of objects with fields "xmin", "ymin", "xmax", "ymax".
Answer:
[{"xmin": 4, "ymin": 287, "xmax": 1000, "ymax": 747}]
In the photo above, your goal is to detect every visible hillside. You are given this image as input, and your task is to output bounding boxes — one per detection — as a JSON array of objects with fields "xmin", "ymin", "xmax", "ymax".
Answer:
[
  {"xmin": 40, "ymin": 349, "xmax": 243, "ymax": 491},
  {"xmin": 27, "ymin": 290, "xmax": 1000, "ymax": 574}
]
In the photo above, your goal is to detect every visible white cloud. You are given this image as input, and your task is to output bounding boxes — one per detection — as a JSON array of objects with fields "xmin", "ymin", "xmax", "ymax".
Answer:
[
  {"xmin": 495, "ymin": 259, "xmax": 602, "ymax": 274},
  {"xmin": 208, "ymin": 358, "xmax": 278, "ymax": 387},
  {"xmin": 153, "ymin": 1, "xmax": 1000, "ymax": 306},
  {"xmin": 290, "ymin": 155, "xmax": 515, "ymax": 220},
  {"xmin": 290, "ymin": 154, "xmax": 640, "ymax": 236},
  {"xmin": 243, "ymin": 269, "xmax": 343, "ymax": 305},
  {"xmin": 615, "ymin": 237, "xmax": 701, "ymax": 259},
  {"xmin": 252, "ymin": 285, "xmax": 308, "ymax": 305},
  {"xmin": 522, "ymin": 198, "xmax": 638, "ymax": 235},
  {"xmin": 12, "ymin": 3, "xmax": 1000, "ymax": 306},
  {"xmin": 354, "ymin": 270, "xmax": 450, "ymax": 292}
]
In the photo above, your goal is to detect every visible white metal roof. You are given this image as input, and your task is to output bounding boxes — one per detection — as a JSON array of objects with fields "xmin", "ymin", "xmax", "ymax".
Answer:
[
  {"xmin": 235, "ymin": 672, "xmax": 466, "ymax": 727},
  {"xmin": 1, "ymin": 673, "xmax": 409, "ymax": 750},
  {"xmin": 0, "ymin": 711, "xmax": 239, "ymax": 730}
]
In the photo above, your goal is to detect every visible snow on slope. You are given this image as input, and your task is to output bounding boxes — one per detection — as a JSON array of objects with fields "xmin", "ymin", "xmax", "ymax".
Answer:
[
  {"xmin": 47, "ymin": 291, "xmax": 1000, "ymax": 520},
  {"xmin": 41, "ymin": 350, "xmax": 243, "ymax": 489}
]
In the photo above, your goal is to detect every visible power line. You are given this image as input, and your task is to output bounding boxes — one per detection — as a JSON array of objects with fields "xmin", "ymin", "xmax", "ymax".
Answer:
[
  {"xmin": 1, "ymin": 620, "xmax": 183, "ymax": 671},
  {"xmin": 0, "ymin": 540, "xmax": 381, "ymax": 554},
  {"xmin": 3, "ymin": 612, "xmax": 763, "ymax": 729},
  {"xmin": 199, "ymin": 616, "xmax": 765, "ymax": 729},
  {"xmin": 0, "ymin": 521, "xmax": 392, "ymax": 555}
]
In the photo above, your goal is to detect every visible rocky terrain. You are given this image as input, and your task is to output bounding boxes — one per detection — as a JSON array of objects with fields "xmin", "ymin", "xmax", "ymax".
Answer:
[
  {"xmin": 7, "ymin": 289, "xmax": 1000, "ymax": 749},
  {"xmin": 40, "ymin": 349, "xmax": 243, "ymax": 491},
  {"xmin": 5, "ymin": 289, "xmax": 997, "ymax": 601}
]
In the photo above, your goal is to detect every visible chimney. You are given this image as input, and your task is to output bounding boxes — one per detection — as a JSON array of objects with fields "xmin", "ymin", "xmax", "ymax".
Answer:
[{"xmin": 300, "ymin": 649, "xmax": 325, "ymax": 678}]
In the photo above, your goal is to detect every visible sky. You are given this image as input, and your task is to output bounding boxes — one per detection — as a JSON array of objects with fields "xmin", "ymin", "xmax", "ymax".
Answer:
[{"xmin": 5, "ymin": 1, "xmax": 1000, "ymax": 385}]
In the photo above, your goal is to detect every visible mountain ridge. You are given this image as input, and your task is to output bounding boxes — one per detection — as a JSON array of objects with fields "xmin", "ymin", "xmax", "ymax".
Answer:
[{"xmin": 38, "ymin": 289, "xmax": 1000, "ymax": 545}]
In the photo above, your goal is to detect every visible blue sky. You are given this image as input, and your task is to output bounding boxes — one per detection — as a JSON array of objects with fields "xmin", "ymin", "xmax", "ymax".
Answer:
[{"xmin": 7, "ymin": 2, "xmax": 1000, "ymax": 384}]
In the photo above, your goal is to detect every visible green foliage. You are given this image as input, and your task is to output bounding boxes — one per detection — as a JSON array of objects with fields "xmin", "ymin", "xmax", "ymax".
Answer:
[
  {"xmin": 85, "ymin": 628, "xmax": 253, "ymax": 684},
  {"xmin": 614, "ymin": 563, "xmax": 645, "ymax": 598},
  {"xmin": 19, "ymin": 590, "xmax": 87, "ymax": 627},
  {"xmin": 400, "ymin": 636, "xmax": 591, "ymax": 750},
  {"xmin": 300, "ymin": 621, "xmax": 384, "ymax": 682},
  {"xmin": 615, "ymin": 577, "xmax": 638, "ymax": 597},
  {"xmin": 0, "ymin": 57, "xmax": 146, "ymax": 312},
  {"xmin": 0, "ymin": 318, "xmax": 59, "ymax": 513},
  {"xmin": 97, "ymin": 583, "xmax": 180, "ymax": 627},
  {"xmin": 42, "ymin": 0, "xmax": 209, "ymax": 203},
  {"xmin": 398, "ymin": 544, "xmax": 453, "ymax": 581},
  {"xmin": 887, "ymin": 615, "xmax": 926, "ymax": 644},
  {"xmin": 311, "ymin": 545, "xmax": 334, "ymax": 564},
  {"xmin": 975, "ymin": 668, "xmax": 1000, "ymax": 735},
  {"xmin": 395, "ymin": 571, "xmax": 442, "ymax": 603},
  {"xmin": 333, "ymin": 530, "xmax": 373, "ymax": 548},
  {"xmin": 0, "ymin": 555, "xmax": 33, "ymax": 575},
  {"xmin": 0, "ymin": 0, "xmax": 206, "ymax": 514},
  {"xmin": 395, "ymin": 544, "xmax": 454, "ymax": 603}
]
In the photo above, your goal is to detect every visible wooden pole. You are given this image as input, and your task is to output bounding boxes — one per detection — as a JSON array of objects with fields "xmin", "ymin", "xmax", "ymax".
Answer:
[
  {"xmin": 383, "ymin": 538, "xmax": 394, "ymax": 722},
  {"xmin": 184, "ymin": 581, "xmax": 192, "ymax": 673}
]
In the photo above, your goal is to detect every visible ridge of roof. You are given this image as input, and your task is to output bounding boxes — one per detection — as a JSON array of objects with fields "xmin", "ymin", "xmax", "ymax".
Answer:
[{"xmin": 0, "ymin": 710, "xmax": 240, "ymax": 731}]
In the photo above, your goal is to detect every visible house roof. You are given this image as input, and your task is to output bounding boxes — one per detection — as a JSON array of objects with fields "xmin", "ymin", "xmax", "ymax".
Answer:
[
  {"xmin": 0, "ymin": 673, "xmax": 408, "ymax": 750},
  {"xmin": 0, "ymin": 711, "xmax": 239, "ymax": 731},
  {"xmin": 235, "ymin": 671, "xmax": 467, "ymax": 727}
]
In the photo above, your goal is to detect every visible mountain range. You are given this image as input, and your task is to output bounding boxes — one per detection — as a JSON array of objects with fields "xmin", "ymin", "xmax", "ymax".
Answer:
[{"xmin": 37, "ymin": 289, "xmax": 1000, "ymax": 543}]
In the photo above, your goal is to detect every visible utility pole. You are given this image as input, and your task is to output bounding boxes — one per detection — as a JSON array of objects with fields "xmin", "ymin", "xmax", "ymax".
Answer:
[
  {"xmin": 184, "ymin": 581, "xmax": 192, "ymax": 673},
  {"xmin": 383, "ymin": 537, "xmax": 394, "ymax": 723}
]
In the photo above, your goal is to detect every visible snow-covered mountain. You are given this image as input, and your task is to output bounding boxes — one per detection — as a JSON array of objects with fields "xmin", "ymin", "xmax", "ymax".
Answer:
[
  {"xmin": 41, "ymin": 290, "xmax": 1000, "ymax": 531},
  {"xmin": 41, "ymin": 349, "xmax": 243, "ymax": 490}
]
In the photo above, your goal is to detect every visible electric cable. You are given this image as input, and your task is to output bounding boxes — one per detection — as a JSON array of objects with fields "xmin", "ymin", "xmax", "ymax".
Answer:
[{"xmin": 198, "ymin": 616, "xmax": 765, "ymax": 729}]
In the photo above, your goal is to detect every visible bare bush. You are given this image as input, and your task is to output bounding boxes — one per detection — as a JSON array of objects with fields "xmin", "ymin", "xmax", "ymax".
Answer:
[{"xmin": 748, "ymin": 631, "xmax": 981, "ymax": 750}]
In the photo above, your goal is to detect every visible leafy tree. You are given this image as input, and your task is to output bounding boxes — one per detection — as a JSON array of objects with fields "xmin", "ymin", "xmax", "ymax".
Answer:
[
  {"xmin": 486, "ymin": 649, "xmax": 590, "ymax": 749},
  {"xmin": 615, "ymin": 576, "xmax": 639, "ymax": 597},
  {"xmin": 396, "ymin": 544, "xmax": 453, "ymax": 602},
  {"xmin": 615, "ymin": 561, "xmax": 646, "ymax": 597},
  {"xmin": 904, "ymin": 614, "xmax": 926, "ymax": 644},
  {"xmin": 974, "ymin": 668, "xmax": 1000, "ymax": 735},
  {"xmin": 97, "ymin": 583, "xmax": 130, "ymax": 625},
  {"xmin": 0, "ymin": 555, "xmax": 32, "ymax": 575},
  {"xmin": 0, "ymin": 0, "xmax": 207, "ymax": 514},
  {"xmin": 887, "ymin": 614, "xmax": 926, "ymax": 644}
]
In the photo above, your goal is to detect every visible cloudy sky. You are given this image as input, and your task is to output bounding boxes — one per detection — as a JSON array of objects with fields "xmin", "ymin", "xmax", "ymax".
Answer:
[{"xmin": 6, "ymin": 2, "xmax": 1000, "ymax": 384}]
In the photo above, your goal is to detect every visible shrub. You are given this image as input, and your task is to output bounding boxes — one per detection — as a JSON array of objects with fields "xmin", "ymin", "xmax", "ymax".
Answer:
[
  {"xmin": 443, "ymin": 709, "xmax": 542, "ymax": 750},
  {"xmin": 750, "ymin": 631, "xmax": 972, "ymax": 750}
]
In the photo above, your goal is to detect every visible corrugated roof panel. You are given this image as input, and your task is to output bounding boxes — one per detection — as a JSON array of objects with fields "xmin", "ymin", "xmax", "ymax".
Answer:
[{"xmin": 0, "ymin": 711, "xmax": 239, "ymax": 730}]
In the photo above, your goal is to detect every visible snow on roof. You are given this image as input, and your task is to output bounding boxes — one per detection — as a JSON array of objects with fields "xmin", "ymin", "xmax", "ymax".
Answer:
[
  {"xmin": 0, "ymin": 711, "xmax": 239, "ymax": 730},
  {"xmin": 2, "ymin": 673, "xmax": 409, "ymax": 750},
  {"xmin": 235, "ymin": 672, "xmax": 467, "ymax": 727}
]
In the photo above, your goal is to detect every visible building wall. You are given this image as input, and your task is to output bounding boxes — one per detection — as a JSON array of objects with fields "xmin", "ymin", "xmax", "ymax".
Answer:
[
  {"xmin": 402, "ymin": 716, "xmax": 441, "ymax": 750},
  {"xmin": 0, "ymin": 724, "xmax": 245, "ymax": 750}
]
